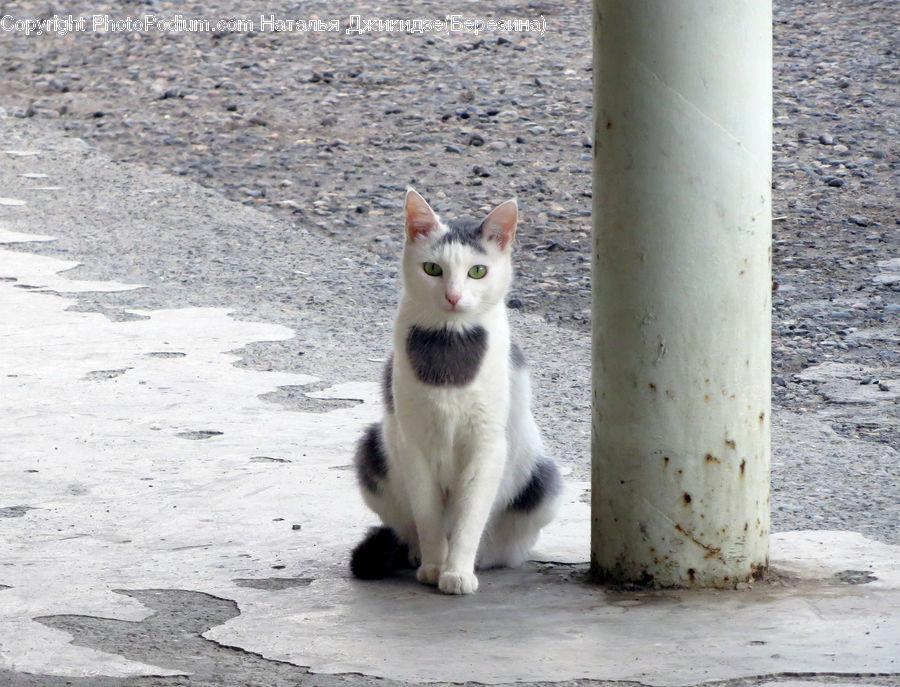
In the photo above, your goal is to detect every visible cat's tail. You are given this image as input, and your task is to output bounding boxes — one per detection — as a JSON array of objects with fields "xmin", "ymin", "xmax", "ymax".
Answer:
[{"xmin": 350, "ymin": 526, "xmax": 412, "ymax": 580}]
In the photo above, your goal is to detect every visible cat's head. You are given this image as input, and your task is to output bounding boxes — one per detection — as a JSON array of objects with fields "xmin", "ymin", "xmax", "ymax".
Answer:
[{"xmin": 401, "ymin": 188, "xmax": 517, "ymax": 322}]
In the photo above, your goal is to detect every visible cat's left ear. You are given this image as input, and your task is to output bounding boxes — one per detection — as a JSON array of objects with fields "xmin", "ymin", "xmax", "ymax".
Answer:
[{"xmin": 482, "ymin": 199, "xmax": 518, "ymax": 251}]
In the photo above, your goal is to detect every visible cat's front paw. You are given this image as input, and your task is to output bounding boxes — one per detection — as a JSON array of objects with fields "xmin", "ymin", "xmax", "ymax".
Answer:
[
  {"xmin": 438, "ymin": 570, "xmax": 479, "ymax": 595},
  {"xmin": 416, "ymin": 563, "xmax": 441, "ymax": 586}
]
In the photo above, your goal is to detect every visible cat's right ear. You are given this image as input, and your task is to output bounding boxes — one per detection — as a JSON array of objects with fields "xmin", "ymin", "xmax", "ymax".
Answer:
[
  {"xmin": 405, "ymin": 188, "xmax": 439, "ymax": 243},
  {"xmin": 482, "ymin": 198, "xmax": 518, "ymax": 250}
]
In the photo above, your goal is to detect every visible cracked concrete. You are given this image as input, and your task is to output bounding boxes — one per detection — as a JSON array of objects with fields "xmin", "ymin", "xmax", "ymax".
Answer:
[{"xmin": 3, "ymin": 588, "xmax": 400, "ymax": 687}]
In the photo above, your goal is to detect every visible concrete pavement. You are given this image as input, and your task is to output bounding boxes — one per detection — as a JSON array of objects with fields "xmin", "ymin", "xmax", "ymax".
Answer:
[{"xmin": 1, "ymin": 118, "xmax": 898, "ymax": 686}]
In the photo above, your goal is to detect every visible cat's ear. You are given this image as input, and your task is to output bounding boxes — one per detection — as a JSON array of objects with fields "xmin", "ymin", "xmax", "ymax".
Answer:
[
  {"xmin": 482, "ymin": 199, "xmax": 518, "ymax": 250},
  {"xmin": 405, "ymin": 188, "xmax": 439, "ymax": 243}
]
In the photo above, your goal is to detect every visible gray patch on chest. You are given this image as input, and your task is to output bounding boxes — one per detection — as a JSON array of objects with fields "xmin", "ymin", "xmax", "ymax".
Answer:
[{"xmin": 406, "ymin": 325, "xmax": 488, "ymax": 386}]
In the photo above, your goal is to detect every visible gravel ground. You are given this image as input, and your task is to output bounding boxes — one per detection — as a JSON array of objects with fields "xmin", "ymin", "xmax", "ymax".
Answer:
[
  {"xmin": 0, "ymin": 0, "xmax": 898, "ymax": 510},
  {"xmin": 1, "ymin": 3, "xmax": 896, "ymax": 340},
  {"xmin": 0, "ymin": 0, "xmax": 896, "ymax": 348},
  {"xmin": 0, "ymin": 0, "xmax": 896, "ymax": 518}
]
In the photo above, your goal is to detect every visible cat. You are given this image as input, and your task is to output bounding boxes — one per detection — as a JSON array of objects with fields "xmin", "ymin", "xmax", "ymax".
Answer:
[{"xmin": 350, "ymin": 188, "xmax": 561, "ymax": 595}]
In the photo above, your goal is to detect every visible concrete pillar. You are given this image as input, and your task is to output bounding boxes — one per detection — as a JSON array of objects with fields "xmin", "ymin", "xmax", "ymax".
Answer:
[{"xmin": 591, "ymin": 1, "xmax": 772, "ymax": 587}]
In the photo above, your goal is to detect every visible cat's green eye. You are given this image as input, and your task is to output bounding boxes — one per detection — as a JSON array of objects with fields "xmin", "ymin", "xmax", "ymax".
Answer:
[
  {"xmin": 423, "ymin": 262, "xmax": 443, "ymax": 277},
  {"xmin": 468, "ymin": 265, "xmax": 488, "ymax": 280}
]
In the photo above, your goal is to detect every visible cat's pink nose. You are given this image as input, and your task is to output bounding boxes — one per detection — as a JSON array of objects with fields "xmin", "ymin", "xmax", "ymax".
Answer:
[{"xmin": 445, "ymin": 292, "xmax": 461, "ymax": 307}]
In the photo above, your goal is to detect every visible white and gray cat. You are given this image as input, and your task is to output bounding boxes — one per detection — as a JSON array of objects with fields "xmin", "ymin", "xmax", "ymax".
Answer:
[{"xmin": 351, "ymin": 189, "xmax": 561, "ymax": 595}]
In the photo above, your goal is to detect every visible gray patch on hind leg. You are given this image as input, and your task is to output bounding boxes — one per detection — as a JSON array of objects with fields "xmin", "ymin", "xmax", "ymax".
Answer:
[
  {"xmin": 508, "ymin": 459, "xmax": 561, "ymax": 512},
  {"xmin": 354, "ymin": 422, "xmax": 388, "ymax": 495},
  {"xmin": 383, "ymin": 355, "xmax": 394, "ymax": 412}
]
